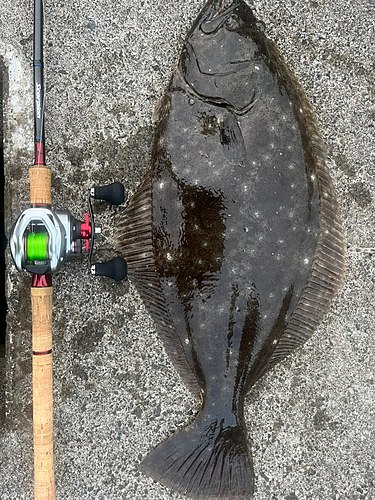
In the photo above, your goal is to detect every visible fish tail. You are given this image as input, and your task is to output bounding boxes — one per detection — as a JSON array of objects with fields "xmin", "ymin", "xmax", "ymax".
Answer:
[{"xmin": 139, "ymin": 407, "xmax": 253, "ymax": 499}]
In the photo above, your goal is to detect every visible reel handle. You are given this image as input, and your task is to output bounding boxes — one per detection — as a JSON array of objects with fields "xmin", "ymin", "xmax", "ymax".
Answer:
[
  {"xmin": 91, "ymin": 182, "xmax": 125, "ymax": 205},
  {"xmin": 91, "ymin": 257, "xmax": 127, "ymax": 282}
]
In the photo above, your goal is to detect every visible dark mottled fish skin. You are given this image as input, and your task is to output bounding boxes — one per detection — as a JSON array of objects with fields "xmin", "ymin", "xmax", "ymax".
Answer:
[{"xmin": 115, "ymin": 0, "xmax": 346, "ymax": 498}]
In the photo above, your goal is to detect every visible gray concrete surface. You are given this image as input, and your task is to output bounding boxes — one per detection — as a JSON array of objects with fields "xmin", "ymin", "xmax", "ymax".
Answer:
[{"xmin": 0, "ymin": 0, "xmax": 374, "ymax": 499}]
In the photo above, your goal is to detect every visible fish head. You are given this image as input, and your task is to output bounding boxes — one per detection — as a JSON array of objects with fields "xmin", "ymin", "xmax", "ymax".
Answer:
[{"xmin": 180, "ymin": 0, "xmax": 268, "ymax": 114}]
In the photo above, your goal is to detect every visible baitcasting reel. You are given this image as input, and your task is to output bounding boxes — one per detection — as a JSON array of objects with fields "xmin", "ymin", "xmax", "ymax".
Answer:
[{"xmin": 9, "ymin": 181, "xmax": 127, "ymax": 281}]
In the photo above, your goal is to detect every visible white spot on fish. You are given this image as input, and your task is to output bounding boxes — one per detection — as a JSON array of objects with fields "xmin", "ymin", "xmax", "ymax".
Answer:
[
  {"xmin": 166, "ymin": 252, "xmax": 172, "ymax": 261},
  {"xmin": 304, "ymin": 258, "xmax": 309, "ymax": 265}
]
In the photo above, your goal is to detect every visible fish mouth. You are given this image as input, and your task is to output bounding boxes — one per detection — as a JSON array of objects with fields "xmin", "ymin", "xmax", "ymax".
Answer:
[
  {"xmin": 200, "ymin": 0, "xmax": 240, "ymax": 34},
  {"xmin": 200, "ymin": 0, "xmax": 257, "ymax": 34}
]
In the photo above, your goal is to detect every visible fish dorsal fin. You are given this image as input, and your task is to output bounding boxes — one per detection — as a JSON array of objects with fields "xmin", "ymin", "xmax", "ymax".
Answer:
[
  {"xmin": 115, "ymin": 172, "xmax": 201, "ymax": 398},
  {"xmin": 260, "ymin": 42, "xmax": 346, "ymax": 376}
]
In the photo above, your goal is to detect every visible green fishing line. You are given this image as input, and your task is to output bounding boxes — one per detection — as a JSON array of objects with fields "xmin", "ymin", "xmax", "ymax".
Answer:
[{"xmin": 26, "ymin": 233, "xmax": 48, "ymax": 261}]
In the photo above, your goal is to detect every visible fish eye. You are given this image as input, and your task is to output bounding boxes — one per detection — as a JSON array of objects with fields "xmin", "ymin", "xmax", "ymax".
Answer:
[{"xmin": 225, "ymin": 14, "xmax": 240, "ymax": 30}]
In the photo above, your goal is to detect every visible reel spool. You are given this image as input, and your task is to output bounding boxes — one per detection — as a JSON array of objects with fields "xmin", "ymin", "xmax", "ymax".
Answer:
[{"xmin": 10, "ymin": 181, "xmax": 127, "ymax": 281}]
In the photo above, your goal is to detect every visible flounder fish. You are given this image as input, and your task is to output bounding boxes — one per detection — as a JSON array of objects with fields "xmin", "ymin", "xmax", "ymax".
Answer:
[{"xmin": 115, "ymin": 0, "xmax": 345, "ymax": 498}]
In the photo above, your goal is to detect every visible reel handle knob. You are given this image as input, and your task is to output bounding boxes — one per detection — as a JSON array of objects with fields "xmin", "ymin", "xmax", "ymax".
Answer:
[
  {"xmin": 91, "ymin": 182, "xmax": 125, "ymax": 205},
  {"xmin": 92, "ymin": 257, "xmax": 127, "ymax": 281}
]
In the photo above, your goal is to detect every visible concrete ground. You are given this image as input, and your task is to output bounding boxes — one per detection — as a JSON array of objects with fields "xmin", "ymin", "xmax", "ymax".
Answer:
[{"xmin": 0, "ymin": 0, "xmax": 374, "ymax": 499}]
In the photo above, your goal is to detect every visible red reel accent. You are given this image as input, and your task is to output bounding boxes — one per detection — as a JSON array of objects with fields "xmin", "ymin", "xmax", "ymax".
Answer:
[
  {"xmin": 32, "ymin": 273, "xmax": 52, "ymax": 287},
  {"xmin": 80, "ymin": 212, "xmax": 91, "ymax": 251}
]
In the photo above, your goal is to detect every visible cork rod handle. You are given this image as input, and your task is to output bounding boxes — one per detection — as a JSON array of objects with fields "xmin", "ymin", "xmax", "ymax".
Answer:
[
  {"xmin": 31, "ymin": 284, "xmax": 55, "ymax": 500},
  {"xmin": 30, "ymin": 165, "xmax": 52, "ymax": 206}
]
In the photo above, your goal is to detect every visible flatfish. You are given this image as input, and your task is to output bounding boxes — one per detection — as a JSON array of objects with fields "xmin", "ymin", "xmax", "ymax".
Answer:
[{"xmin": 115, "ymin": 0, "xmax": 345, "ymax": 498}]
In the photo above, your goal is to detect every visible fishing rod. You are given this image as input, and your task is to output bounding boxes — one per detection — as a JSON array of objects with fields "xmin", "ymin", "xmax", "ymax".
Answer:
[{"xmin": 9, "ymin": 1, "xmax": 127, "ymax": 497}]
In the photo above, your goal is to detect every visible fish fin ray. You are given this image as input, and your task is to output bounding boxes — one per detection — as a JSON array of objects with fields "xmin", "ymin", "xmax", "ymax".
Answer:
[
  {"xmin": 140, "ymin": 409, "xmax": 253, "ymax": 500},
  {"xmin": 115, "ymin": 172, "xmax": 201, "ymax": 397}
]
